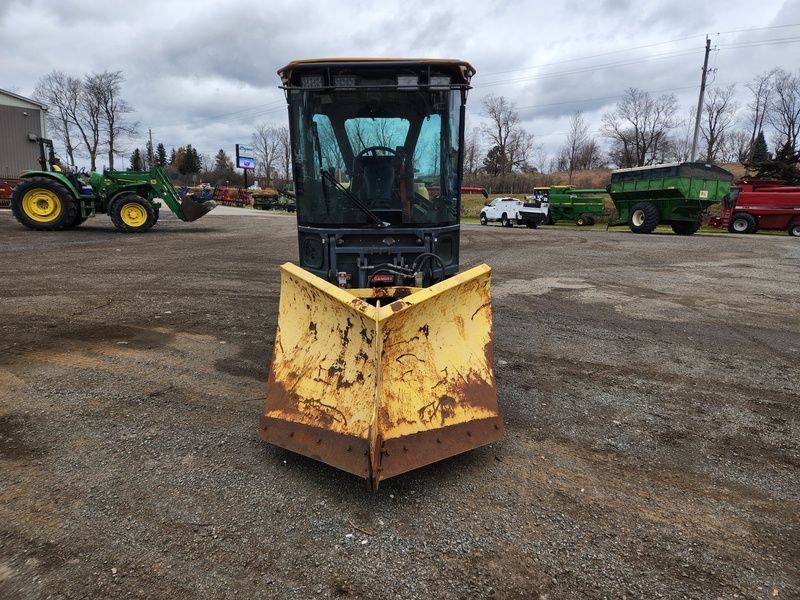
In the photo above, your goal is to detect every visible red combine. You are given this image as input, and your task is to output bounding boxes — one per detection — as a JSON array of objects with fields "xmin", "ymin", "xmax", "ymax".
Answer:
[{"xmin": 708, "ymin": 179, "xmax": 800, "ymax": 236}]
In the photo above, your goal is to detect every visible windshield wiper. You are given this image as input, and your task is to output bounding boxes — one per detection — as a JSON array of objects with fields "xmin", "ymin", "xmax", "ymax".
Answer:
[{"xmin": 319, "ymin": 169, "xmax": 389, "ymax": 228}]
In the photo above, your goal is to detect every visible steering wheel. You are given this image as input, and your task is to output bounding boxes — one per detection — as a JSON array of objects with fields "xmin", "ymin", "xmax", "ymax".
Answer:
[{"xmin": 356, "ymin": 146, "xmax": 402, "ymax": 159}]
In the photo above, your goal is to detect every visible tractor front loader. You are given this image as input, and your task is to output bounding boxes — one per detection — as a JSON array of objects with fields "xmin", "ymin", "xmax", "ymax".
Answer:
[
  {"xmin": 11, "ymin": 138, "xmax": 215, "ymax": 233},
  {"xmin": 259, "ymin": 59, "xmax": 503, "ymax": 490}
]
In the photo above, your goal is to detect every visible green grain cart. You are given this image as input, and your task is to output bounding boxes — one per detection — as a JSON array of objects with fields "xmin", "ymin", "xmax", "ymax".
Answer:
[
  {"xmin": 546, "ymin": 186, "xmax": 608, "ymax": 225},
  {"xmin": 608, "ymin": 162, "xmax": 733, "ymax": 235}
]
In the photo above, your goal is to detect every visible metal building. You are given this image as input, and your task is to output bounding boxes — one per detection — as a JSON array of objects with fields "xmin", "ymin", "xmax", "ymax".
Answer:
[{"xmin": 0, "ymin": 88, "xmax": 48, "ymax": 179}]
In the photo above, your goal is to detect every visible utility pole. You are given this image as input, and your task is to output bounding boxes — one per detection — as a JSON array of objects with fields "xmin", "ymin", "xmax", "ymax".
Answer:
[{"xmin": 690, "ymin": 37, "xmax": 711, "ymax": 162}]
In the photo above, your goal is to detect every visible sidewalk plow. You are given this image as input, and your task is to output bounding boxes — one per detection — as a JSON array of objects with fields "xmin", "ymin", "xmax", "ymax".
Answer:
[{"xmin": 259, "ymin": 262, "xmax": 503, "ymax": 491}]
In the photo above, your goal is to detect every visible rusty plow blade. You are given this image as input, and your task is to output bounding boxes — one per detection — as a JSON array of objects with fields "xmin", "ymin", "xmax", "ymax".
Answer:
[
  {"xmin": 180, "ymin": 195, "xmax": 217, "ymax": 222},
  {"xmin": 259, "ymin": 262, "xmax": 503, "ymax": 490}
]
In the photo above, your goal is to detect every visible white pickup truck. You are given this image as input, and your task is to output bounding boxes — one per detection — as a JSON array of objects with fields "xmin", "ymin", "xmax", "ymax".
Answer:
[{"xmin": 479, "ymin": 196, "xmax": 548, "ymax": 228}]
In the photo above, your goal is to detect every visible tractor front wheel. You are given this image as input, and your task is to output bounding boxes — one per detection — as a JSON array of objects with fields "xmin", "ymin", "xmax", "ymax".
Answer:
[
  {"xmin": 10, "ymin": 177, "xmax": 78, "ymax": 231},
  {"xmin": 628, "ymin": 202, "xmax": 660, "ymax": 234},
  {"xmin": 110, "ymin": 195, "xmax": 157, "ymax": 233}
]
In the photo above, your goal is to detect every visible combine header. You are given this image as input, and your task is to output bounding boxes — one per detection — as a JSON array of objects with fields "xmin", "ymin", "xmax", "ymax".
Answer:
[{"xmin": 259, "ymin": 58, "xmax": 503, "ymax": 490}]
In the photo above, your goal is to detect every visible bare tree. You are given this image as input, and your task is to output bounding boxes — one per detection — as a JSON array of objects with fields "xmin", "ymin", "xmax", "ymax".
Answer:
[
  {"xmin": 530, "ymin": 144, "xmax": 548, "ymax": 175},
  {"xmin": 719, "ymin": 129, "xmax": 751, "ymax": 164},
  {"xmin": 744, "ymin": 69, "xmax": 777, "ymax": 157},
  {"xmin": 600, "ymin": 87, "xmax": 680, "ymax": 168},
  {"xmin": 76, "ymin": 79, "xmax": 104, "ymax": 171},
  {"xmin": 768, "ymin": 68, "xmax": 800, "ymax": 152},
  {"xmin": 463, "ymin": 125, "xmax": 483, "ymax": 174},
  {"xmin": 278, "ymin": 125, "xmax": 291, "ymax": 181},
  {"xmin": 669, "ymin": 108, "xmax": 696, "ymax": 162},
  {"xmin": 576, "ymin": 139, "xmax": 604, "ymax": 170},
  {"xmin": 34, "ymin": 69, "xmax": 137, "ymax": 171},
  {"xmin": 33, "ymin": 71, "xmax": 83, "ymax": 166},
  {"xmin": 480, "ymin": 95, "xmax": 534, "ymax": 175},
  {"xmin": 253, "ymin": 123, "xmax": 292, "ymax": 185},
  {"xmin": 560, "ymin": 111, "xmax": 591, "ymax": 182},
  {"xmin": 700, "ymin": 85, "xmax": 739, "ymax": 163},
  {"xmin": 507, "ymin": 128, "xmax": 535, "ymax": 173},
  {"xmin": 85, "ymin": 71, "xmax": 137, "ymax": 170}
]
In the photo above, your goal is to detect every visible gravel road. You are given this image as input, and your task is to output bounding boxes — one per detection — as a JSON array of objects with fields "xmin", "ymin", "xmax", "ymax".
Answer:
[{"xmin": 1, "ymin": 207, "xmax": 798, "ymax": 599}]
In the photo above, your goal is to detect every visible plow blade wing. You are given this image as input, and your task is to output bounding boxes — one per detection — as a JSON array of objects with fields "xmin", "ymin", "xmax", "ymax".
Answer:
[
  {"xmin": 179, "ymin": 195, "xmax": 217, "ymax": 222},
  {"xmin": 260, "ymin": 262, "xmax": 503, "ymax": 490}
]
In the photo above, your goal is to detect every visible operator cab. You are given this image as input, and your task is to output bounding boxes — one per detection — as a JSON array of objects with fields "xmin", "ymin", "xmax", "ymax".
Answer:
[{"xmin": 279, "ymin": 59, "xmax": 474, "ymax": 288}]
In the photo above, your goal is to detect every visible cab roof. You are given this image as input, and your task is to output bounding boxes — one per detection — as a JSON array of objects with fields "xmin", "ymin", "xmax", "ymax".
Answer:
[{"xmin": 278, "ymin": 58, "xmax": 475, "ymax": 88}]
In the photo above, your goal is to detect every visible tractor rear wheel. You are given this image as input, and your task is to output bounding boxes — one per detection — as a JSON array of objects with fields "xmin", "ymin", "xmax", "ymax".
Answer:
[
  {"xmin": 68, "ymin": 209, "xmax": 88, "ymax": 228},
  {"xmin": 628, "ymin": 202, "xmax": 659, "ymax": 234},
  {"xmin": 728, "ymin": 212, "xmax": 756, "ymax": 234},
  {"xmin": 11, "ymin": 177, "xmax": 78, "ymax": 231},
  {"xmin": 110, "ymin": 195, "xmax": 157, "ymax": 233}
]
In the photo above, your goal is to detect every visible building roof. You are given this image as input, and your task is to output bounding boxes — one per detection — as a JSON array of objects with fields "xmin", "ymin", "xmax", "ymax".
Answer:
[{"xmin": 0, "ymin": 88, "xmax": 48, "ymax": 111}]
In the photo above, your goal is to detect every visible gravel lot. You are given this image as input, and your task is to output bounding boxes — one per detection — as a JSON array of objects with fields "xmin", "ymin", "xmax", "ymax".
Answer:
[{"xmin": 0, "ymin": 207, "xmax": 798, "ymax": 599}]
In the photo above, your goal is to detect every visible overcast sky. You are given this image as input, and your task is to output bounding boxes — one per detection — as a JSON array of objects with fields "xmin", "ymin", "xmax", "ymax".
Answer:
[{"xmin": 2, "ymin": 0, "xmax": 798, "ymax": 170}]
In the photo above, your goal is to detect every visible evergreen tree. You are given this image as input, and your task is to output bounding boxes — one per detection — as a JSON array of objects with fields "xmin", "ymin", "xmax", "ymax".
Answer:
[
  {"xmin": 750, "ymin": 131, "xmax": 770, "ymax": 163},
  {"xmin": 169, "ymin": 147, "xmax": 177, "ymax": 165},
  {"xmin": 482, "ymin": 146, "xmax": 506, "ymax": 177},
  {"xmin": 130, "ymin": 148, "xmax": 144, "ymax": 170},
  {"xmin": 752, "ymin": 142, "xmax": 800, "ymax": 184},
  {"xmin": 179, "ymin": 144, "xmax": 200, "ymax": 175},
  {"xmin": 145, "ymin": 139, "xmax": 154, "ymax": 169},
  {"xmin": 156, "ymin": 143, "xmax": 167, "ymax": 167},
  {"xmin": 214, "ymin": 149, "xmax": 232, "ymax": 171}
]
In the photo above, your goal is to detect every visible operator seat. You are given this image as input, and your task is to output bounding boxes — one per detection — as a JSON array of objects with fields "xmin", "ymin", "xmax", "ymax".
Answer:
[{"xmin": 358, "ymin": 155, "xmax": 396, "ymax": 209}]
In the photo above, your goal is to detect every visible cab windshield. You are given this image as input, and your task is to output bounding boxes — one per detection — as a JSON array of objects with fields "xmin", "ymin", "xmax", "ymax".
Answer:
[{"xmin": 289, "ymin": 87, "xmax": 462, "ymax": 227}]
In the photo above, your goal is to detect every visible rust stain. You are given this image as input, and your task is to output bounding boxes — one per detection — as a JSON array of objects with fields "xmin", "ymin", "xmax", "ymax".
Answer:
[{"xmin": 417, "ymin": 394, "xmax": 457, "ymax": 425}]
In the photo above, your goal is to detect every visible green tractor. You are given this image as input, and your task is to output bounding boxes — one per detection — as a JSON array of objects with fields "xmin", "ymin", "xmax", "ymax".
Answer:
[{"xmin": 10, "ymin": 138, "xmax": 215, "ymax": 233}]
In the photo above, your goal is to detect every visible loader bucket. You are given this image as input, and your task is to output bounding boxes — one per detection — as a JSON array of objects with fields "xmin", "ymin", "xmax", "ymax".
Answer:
[
  {"xmin": 259, "ymin": 262, "xmax": 503, "ymax": 490},
  {"xmin": 179, "ymin": 195, "xmax": 217, "ymax": 221}
]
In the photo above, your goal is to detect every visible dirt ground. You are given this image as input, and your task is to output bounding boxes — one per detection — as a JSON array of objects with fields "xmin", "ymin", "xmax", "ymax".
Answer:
[{"xmin": 0, "ymin": 207, "xmax": 798, "ymax": 600}]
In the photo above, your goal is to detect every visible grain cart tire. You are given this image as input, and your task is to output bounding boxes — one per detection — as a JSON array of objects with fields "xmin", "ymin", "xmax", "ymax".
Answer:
[
  {"xmin": 480, "ymin": 213, "xmax": 488, "ymax": 225},
  {"xmin": 110, "ymin": 194, "xmax": 157, "ymax": 233},
  {"xmin": 671, "ymin": 213, "xmax": 703, "ymax": 236},
  {"xmin": 728, "ymin": 212, "xmax": 756, "ymax": 234},
  {"xmin": 628, "ymin": 202, "xmax": 659, "ymax": 234},
  {"xmin": 501, "ymin": 213, "xmax": 511, "ymax": 227},
  {"xmin": 586, "ymin": 216, "xmax": 596, "ymax": 226},
  {"xmin": 11, "ymin": 177, "xmax": 78, "ymax": 231},
  {"xmin": 789, "ymin": 222, "xmax": 800, "ymax": 237}
]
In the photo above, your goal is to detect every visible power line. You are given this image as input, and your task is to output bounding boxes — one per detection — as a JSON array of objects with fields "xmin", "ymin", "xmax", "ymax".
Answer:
[{"xmin": 474, "ymin": 24, "xmax": 800, "ymax": 82}]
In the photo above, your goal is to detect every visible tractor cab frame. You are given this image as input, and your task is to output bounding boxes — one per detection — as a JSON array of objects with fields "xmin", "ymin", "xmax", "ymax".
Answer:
[{"xmin": 279, "ymin": 59, "xmax": 474, "ymax": 289}]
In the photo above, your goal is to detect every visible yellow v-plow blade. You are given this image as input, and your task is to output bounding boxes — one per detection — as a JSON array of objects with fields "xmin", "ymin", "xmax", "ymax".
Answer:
[{"xmin": 259, "ymin": 262, "xmax": 503, "ymax": 490}]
